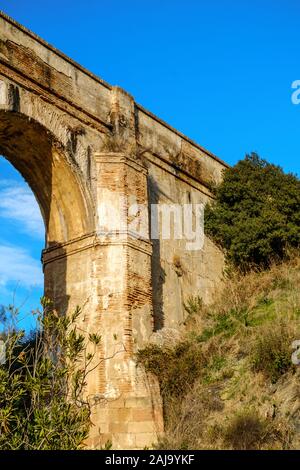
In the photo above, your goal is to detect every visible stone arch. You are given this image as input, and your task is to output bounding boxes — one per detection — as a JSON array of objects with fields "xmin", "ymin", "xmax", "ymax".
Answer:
[{"xmin": 0, "ymin": 109, "xmax": 95, "ymax": 246}]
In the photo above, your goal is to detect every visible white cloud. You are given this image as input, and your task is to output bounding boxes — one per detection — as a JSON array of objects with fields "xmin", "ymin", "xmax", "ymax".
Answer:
[
  {"xmin": 0, "ymin": 244, "xmax": 43, "ymax": 289},
  {"xmin": 0, "ymin": 181, "xmax": 44, "ymax": 239}
]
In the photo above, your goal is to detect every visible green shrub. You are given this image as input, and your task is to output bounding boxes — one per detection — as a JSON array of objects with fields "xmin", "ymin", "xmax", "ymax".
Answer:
[
  {"xmin": 183, "ymin": 296, "xmax": 203, "ymax": 317},
  {"xmin": 0, "ymin": 300, "xmax": 100, "ymax": 449},
  {"xmin": 197, "ymin": 311, "xmax": 237, "ymax": 342},
  {"xmin": 205, "ymin": 153, "xmax": 300, "ymax": 271}
]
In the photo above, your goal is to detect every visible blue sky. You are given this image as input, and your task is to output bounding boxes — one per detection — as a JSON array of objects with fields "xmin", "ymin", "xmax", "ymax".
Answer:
[
  {"xmin": 0, "ymin": 158, "xmax": 44, "ymax": 330},
  {"xmin": 0, "ymin": 0, "xmax": 300, "ymax": 329}
]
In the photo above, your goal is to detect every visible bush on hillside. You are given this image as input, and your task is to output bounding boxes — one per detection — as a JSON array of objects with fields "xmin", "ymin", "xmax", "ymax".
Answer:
[
  {"xmin": 136, "ymin": 341, "xmax": 205, "ymax": 398},
  {"xmin": 220, "ymin": 409, "xmax": 281, "ymax": 450},
  {"xmin": 205, "ymin": 153, "xmax": 300, "ymax": 270},
  {"xmin": 251, "ymin": 322, "xmax": 295, "ymax": 383}
]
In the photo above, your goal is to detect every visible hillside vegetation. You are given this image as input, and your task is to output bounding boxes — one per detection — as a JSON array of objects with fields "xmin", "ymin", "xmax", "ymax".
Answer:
[
  {"xmin": 138, "ymin": 154, "xmax": 300, "ymax": 450},
  {"xmin": 138, "ymin": 256, "xmax": 300, "ymax": 449}
]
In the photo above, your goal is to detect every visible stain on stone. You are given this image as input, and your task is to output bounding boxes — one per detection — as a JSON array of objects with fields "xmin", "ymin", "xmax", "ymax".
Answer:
[
  {"xmin": 134, "ymin": 103, "xmax": 140, "ymax": 141},
  {"xmin": 44, "ymin": 66, "xmax": 51, "ymax": 88},
  {"xmin": 86, "ymin": 145, "xmax": 91, "ymax": 180},
  {"xmin": 67, "ymin": 129, "xmax": 77, "ymax": 155},
  {"xmin": 67, "ymin": 126, "xmax": 85, "ymax": 159},
  {"xmin": 8, "ymin": 84, "xmax": 20, "ymax": 112}
]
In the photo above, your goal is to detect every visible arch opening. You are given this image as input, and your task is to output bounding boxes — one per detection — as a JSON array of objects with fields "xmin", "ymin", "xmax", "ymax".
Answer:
[
  {"xmin": 0, "ymin": 110, "xmax": 94, "ymax": 246},
  {"xmin": 0, "ymin": 110, "xmax": 94, "ymax": 316},
  {"xmin": 0, "ymin": 156, "xmax": 44, "ymax": 331}
]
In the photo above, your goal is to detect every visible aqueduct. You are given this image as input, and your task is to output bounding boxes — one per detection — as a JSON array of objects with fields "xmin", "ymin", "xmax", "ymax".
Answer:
[{"xmin": 0, "ymin": 12, "xmax": 227, "ymax": 449}]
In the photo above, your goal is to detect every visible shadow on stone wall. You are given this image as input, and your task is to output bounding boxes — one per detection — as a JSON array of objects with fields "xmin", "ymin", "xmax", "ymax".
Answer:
[{"xmin": 148, "ymin": 175, "xmax": 166, "ymax": 331}]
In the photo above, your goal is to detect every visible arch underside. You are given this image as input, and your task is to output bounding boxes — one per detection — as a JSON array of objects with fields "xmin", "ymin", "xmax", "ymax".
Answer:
[{"xmin": 0, "ymin": 110, "xmax": 94, "ymax": 247}]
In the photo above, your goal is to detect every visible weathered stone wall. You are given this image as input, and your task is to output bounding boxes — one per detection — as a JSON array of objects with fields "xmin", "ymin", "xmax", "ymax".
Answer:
[
  {"xmin": 0, "ymin": 11, "xmax": 227, "ymax": 449},
  {"xmin": 147, "ymin": 160, "xmax": 224, "ymax": 329}
]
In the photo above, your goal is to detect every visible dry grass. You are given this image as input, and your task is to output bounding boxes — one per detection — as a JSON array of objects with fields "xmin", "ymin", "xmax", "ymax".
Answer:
[{"xmin": 185, "ymin": 254, "xmax": 300, "ymax": 326}]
